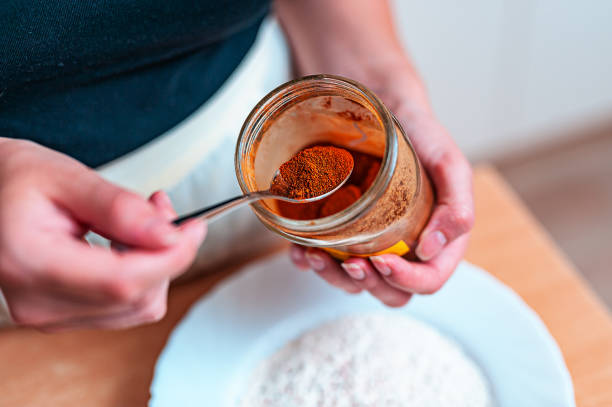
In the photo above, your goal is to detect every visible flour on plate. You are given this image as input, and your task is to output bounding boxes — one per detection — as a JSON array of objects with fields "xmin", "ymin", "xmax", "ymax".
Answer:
[{"xmin": 238, "ymin": 313, "xmax": 494, "ymax": 407}]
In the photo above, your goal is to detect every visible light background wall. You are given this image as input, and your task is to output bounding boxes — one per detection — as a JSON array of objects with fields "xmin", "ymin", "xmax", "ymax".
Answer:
[{"xmin": 391, "ymin": 0, "xmax": 612, "ymax": 160}]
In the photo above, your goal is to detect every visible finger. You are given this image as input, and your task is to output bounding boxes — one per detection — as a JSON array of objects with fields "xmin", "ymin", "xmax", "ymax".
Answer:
[
  {"xmin": 422, "ymin": 157, "xmax": 473, "ymax": 260},
  {"xmin": 399, "ymin": 117, "xmax": 474, "ymax": 261},
  {"xmin": 149, "ymin": 190, "xmax": 177, "ymax": 220},
  {"xmin": 289, "ymin": 245, "xmax": 310, "ymax": 270},
  {"xmin": 40, "ymin": 280, "xmax": 169, "ymax": 332},
  {"xmin": 371, "ymin": 235, "xmax": 468, "ymax": 294},
  {"xmin": 341, "ymin": 258, "xmax": 411, "ymax": 307},
  {"xmin": 33, "ymin": 220, "xmax": 205, "ymax": 303},
  {"xmin": 112, "ymin": 191, "xmax": 176, "ymax": 251},
  {"xmin": 416, "ymin": 151, "xmax": 473, "ymax": 261},
  {"xmin": 304, "ymin": 249, "xmax": 362, "ymax": 294},
  {"xmin": 56, "ymin": 169, "xmax": 181, "ymax": 249}
]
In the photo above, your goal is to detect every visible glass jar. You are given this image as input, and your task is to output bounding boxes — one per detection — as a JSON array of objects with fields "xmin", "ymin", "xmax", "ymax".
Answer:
[{"xmin": 235, "ymin": 75, "xmax": 433, "ymax": 260}]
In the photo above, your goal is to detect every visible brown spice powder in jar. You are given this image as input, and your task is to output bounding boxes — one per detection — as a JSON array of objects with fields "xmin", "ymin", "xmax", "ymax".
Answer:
[
  {"xmin": 319, "ymin": 185, "xmax": 362, "ymax": 218},
  {"xmin": 269, "ymin": 146, "xmax": 353, "ymax": 200},
  {"xmin": 275, "ymin": 146, "xmax": 381, "ymax": 220}
]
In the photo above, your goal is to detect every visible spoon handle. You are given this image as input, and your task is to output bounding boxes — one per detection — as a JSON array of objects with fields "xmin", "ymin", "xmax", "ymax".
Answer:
[{"xmin": 172, "ymin": 192, "xmax": 266, "ymax": 225}]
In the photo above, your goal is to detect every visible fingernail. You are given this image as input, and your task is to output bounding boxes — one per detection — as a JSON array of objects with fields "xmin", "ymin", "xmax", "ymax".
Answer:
[
  {"xmin": 341, "ymin": 263, "xmax": 365, "ymax": 280},
  {"xmin": 416, "ymin": 230, "xmax": 447, "ymax": 261},
  {"xmin": 305, "ymin": 251, "xmax": 325, "ymax": 271},
  {"xmin": 370, "ymin": 256, "xmax": 391, "ymax": 276},
  {"xmin": 289, "ymin": 247, "xmax": 309, "ymax": 270},
  {"xmin": 149, "ymin": 219, "xmax": 181, "ymax": 246}
]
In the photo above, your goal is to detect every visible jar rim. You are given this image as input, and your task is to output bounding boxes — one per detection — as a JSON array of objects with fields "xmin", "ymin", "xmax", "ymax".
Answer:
[{"xmin": 234, "ymin": 74, "xmax": 399, "ymax": 237}]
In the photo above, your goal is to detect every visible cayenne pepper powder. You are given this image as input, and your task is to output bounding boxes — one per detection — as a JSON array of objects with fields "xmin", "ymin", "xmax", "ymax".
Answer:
[
  {"xmin": 270, "ymin": 146, "xmax": 354, "ymax": 200},
  {"xmin": 275, "ymin": 146, "xmax": 382, "ymax": 220}
]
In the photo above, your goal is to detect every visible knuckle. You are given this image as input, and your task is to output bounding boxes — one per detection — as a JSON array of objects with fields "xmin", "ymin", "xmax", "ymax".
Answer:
[
  {"xmin": 421, "ymin": 280, "xmax": 445, "ymax": 295},
  {"xmin": 345, "ymin": 286, "xmax": 362, "ymax": 294},
  {"xmin": 452, "ymin": 205, "xmax": 475, "ymax": 234},
  {"xmin": 360, "ymin": 277, "xmax": 379, "ymax": 290},
  {"xmin": 430, "ymin": 150, "xmax": 453, "ymax": 176},
  {"xmin": 103, "ymin": 278, "xmax": 141, "ymax": 303},
  {"xmin": 430, "ymin": 148, "xmax": 472, "ymax": 181},
  {"xmin": 383, "ymin": 295, "xmax": 411, "ymax": 308},
  {"xmin": 324, "ymin": 275, "xmax": 344, "ymax": 288},
  {"xmin": 331, "ymin": 278, "xmax": 353, "ymax": 291},
  {"xmin": 165, "ymin": 234, "xmax": 202, "ymax": 272},
  {"xmin": 41, "ymin": 261, "xmax": 66, "ymax": 283},
  {"xmin": 318, "ymin": 269, "xmax": 353, "ymax": 291},
  {"xmin": 164, "ymin": 251, "xmax": 197, "ymax": 280},
  {"xmin": 314, "ymin": 268, "xmax": 335, "ymax": 281},
  {"xmin": 140, "ymin": 302, "xmax": 167, "ymax": 323},
  {"xmin": 383, "ymin": 300, "xmax": 403, "ymax": 308},
  {"xmin": 178, "ymin": 244, "xmax": 200, "ymax": 269},
  {"xmin": 108, "ymin": 190, "xmax": 141, "ymax": 224}
]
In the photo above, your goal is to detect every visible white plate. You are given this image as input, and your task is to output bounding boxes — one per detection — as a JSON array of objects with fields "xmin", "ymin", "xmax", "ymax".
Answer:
[{"xmin": 150, "ymin": 254, "xmax": 575, "ymax": 407}]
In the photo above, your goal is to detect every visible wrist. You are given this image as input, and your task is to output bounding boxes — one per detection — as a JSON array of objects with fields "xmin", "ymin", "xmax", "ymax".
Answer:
[
  {"xmin": 348, "ymin": 61, "xmax": 434, "ymax": 120},
  {"xmin": 295, "ymin": 49, "xmax": 430, "ymax": 111},
  {"xmin": 275, "ymin": 0, "xmax": 433, "ymax": 118}
]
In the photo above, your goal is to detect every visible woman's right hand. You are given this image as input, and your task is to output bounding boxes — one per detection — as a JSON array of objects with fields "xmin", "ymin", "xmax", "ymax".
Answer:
[{"xmin": 0, "ymin": 139, "xmax": 206, "ymax": 331}]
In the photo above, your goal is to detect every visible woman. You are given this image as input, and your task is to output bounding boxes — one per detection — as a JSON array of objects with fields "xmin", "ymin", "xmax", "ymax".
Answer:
[{"xmin": 0, "ymin": 0, "xmax": 473, "ymax": 330}]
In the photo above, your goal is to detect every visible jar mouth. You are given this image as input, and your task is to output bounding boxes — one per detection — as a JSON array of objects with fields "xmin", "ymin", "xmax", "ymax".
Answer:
[{"xmin": 235, "ymin": 74, "xmax": 398, "ymax": 234}]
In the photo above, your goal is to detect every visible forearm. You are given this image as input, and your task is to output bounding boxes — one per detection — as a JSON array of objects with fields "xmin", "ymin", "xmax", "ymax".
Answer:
[{"xmin": 275, "ymin": 0, "xmax": 430, "ymax": 113}]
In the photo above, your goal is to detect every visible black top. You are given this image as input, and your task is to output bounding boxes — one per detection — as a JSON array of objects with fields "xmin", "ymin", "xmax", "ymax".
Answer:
[{"xmin": 0, "ymin": 0, "xmax": 270, "ymax": 167}]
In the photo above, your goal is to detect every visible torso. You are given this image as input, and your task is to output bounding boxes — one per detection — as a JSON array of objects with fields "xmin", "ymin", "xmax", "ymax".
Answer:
[{"xmin": 0, "ymin": 0, "xmax": 270, "ymax": 167}]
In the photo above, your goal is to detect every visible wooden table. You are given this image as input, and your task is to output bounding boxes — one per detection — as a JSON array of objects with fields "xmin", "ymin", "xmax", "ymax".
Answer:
[{"xmin": 1, "ymin": 166, "xmax": 611, "ymax": 406}]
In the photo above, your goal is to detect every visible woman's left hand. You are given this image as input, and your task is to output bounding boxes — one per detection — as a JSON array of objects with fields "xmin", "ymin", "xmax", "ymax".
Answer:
[{"xmin": 277, "ymin": 0, "xmax": 474, "ymax": 306}]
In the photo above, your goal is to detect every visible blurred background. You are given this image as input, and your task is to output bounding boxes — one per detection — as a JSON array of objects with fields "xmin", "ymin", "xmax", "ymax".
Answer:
[{"xmin": 391, "ymin": 0, "xmax": 612, "ymax": 305}]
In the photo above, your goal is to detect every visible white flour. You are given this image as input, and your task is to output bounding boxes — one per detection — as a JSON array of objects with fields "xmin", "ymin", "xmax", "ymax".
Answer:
[{"xmin": 239, "ymin": 313, "xmax": 494, "ymax": 407}]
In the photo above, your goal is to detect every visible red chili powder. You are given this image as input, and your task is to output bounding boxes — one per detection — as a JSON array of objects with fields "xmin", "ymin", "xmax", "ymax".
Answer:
[
  {"xmin": 275, "ymin": 146, "xmax": 382, "ymax": 220},
  {"xmin": 269, "ymin": 146, "xmax": 354, "ymax": 200}
]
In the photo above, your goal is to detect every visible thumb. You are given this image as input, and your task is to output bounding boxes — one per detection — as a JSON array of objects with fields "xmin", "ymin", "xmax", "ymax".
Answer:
[{"xmin": 57, "ymin": 169, "xmax": 180, "ymax": 249}]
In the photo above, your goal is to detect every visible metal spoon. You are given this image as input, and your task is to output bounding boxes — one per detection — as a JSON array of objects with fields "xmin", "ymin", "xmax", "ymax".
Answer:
[{"xmin": 172, "ymin": 167, "xmax": 353, "ymax": 225}]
